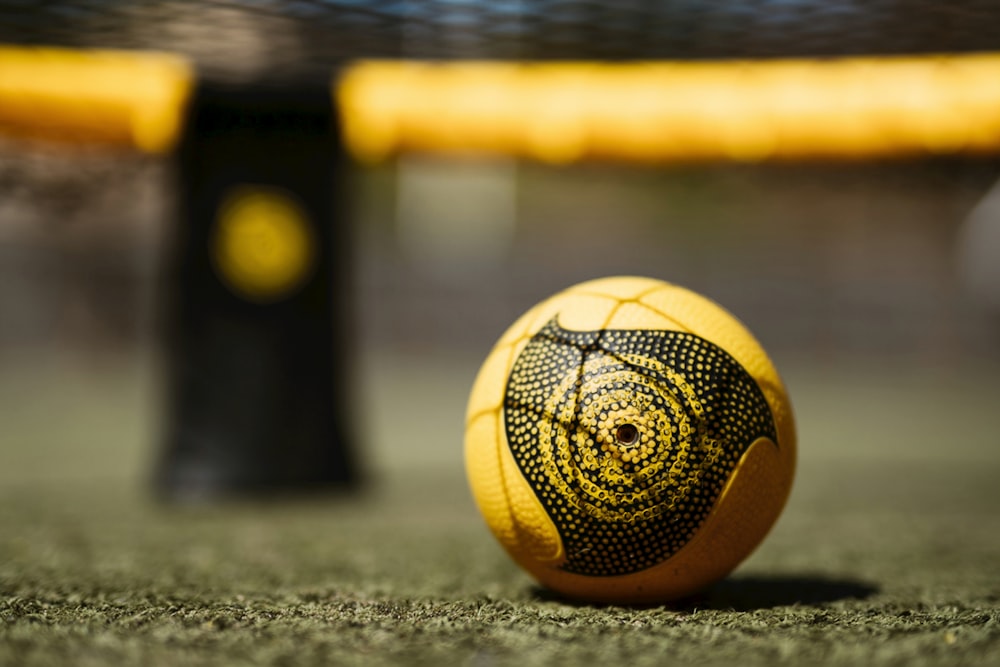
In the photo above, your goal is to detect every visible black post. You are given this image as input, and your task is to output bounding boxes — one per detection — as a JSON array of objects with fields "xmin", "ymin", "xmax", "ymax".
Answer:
[{"xmin": 156, "ymin": 76, "xmax": 357, "ymax": 500}]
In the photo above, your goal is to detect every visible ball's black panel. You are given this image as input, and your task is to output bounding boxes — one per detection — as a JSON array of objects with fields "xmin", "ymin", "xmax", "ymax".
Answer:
[{"xmin": 504, "ymin": 318, "xmax": 777, "ymax": 576}]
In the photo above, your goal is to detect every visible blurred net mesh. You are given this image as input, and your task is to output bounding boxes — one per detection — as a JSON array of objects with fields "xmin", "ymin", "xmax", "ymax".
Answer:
[
  {"xmin": 2, "ymin": 1, "xmax": 1000, "ymax": 80},
  {"xmin": 1, "ymin": 1, "xmax": 1000, "ymax": 361}
]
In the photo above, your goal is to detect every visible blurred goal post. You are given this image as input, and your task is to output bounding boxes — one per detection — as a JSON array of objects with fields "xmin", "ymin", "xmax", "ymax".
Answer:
[{"xmin": 4, "ymin": 45, "xmax": 999, "ymax": 497}]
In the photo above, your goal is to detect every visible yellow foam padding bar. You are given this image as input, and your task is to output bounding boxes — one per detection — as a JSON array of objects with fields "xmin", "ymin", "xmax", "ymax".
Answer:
[
  {"xmin": 337, "ymin": 54, "xmax": 1000, "ymax": 164},
  {"xmin": 0, "ymin": 47, "xmax": 193, "ymax": 153}
]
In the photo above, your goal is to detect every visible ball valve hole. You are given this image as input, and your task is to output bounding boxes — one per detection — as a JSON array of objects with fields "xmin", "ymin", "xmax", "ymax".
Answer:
[{"xmin": 615, "ymin": 423, "xmax": 639, "ymax": 446}]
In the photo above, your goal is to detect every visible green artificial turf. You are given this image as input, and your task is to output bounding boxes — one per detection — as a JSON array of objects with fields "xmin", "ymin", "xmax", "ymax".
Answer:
[{"xmin": 1, "ymin": 352, "xmax": 999, "ymax": 666}]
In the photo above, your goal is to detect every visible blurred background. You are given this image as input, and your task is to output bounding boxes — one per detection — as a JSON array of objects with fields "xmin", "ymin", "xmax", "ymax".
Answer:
[{"xmin": 1, "ymin": 0, "xmax": 1000, "ymax": 493}]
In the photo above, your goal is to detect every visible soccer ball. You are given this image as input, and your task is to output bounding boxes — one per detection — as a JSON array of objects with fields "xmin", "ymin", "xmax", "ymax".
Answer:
[{"xmin": 464, "ymin": 276, "xmax": 796, "ymax": 604}]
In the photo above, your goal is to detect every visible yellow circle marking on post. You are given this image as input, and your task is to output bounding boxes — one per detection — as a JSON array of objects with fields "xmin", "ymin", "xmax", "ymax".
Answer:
[{"xmin": 211, "ymin": 187, "xmax": 315, "ymax": 303}]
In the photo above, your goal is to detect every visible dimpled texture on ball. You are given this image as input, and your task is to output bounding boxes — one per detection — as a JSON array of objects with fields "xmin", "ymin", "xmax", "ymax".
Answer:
[{"xmin": 464, "ymin": 276, "xmax": 796, "ymax": 604}]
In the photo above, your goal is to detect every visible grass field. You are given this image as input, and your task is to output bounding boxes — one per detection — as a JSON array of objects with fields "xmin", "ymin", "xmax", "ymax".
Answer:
[{"xmin": 1, "ymin": 348, "xmax": 999, "ymax": 666}]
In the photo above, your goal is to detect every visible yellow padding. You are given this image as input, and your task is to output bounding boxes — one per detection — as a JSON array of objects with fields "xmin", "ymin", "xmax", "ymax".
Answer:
[
  {"xmin": 0, "ymin": 47, "xmax": 193, "ymax": 153},
  {"xmin": 338, "ymin": 55, "xmax": 1000, "ymax": 164}
]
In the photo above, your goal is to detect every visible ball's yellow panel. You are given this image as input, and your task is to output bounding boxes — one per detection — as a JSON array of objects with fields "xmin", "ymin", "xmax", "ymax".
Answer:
[
  {"xmin": 493, "ymin": 290, "xmax": 620, "ymax": 353},
  {"xmin": 602, "ymin": 300, "xmax": 688, "ymax": 333},
  {"xmin": 566, "ymin": 275, "xmax": 666, "ymax": 302},
  {"xmin": 464, "ymin": 276, "xmax": 796, "ymax": 604},
  {"xmin": 465, "ymin": 342, "xmax": 516, "ymax": 422},
  {"xmin": 465, "ymin": 409, "xmax": 563, "ymax": 565},
  {"xmin": 464, "ymin": 413, "xmax": 512, "ymax": 535},
  {"xmin": 525, "ymin": 292, "xmax": 622, "ymax": 337}
]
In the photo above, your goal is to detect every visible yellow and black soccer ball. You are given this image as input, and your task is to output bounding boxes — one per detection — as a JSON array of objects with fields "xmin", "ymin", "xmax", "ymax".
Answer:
[{"xmin": 464, "ymin": 276, "xmax": 796, "ymax": 604}]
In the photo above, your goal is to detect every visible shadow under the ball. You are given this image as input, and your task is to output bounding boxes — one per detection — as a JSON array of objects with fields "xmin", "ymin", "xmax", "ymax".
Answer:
[
  {"xmin": 683, "ymin": 575, "xmax": 879, "ymax": 611},
  {"xmin": 529, "ymin": 575, "xmax": 878, "ymax": 611}
]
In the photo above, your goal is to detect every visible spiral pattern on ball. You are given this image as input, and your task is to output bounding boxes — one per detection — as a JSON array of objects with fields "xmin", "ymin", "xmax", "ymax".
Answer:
[{"xmin": 504, "ymin": 318, "xmax": 777, "ymax": 576}]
